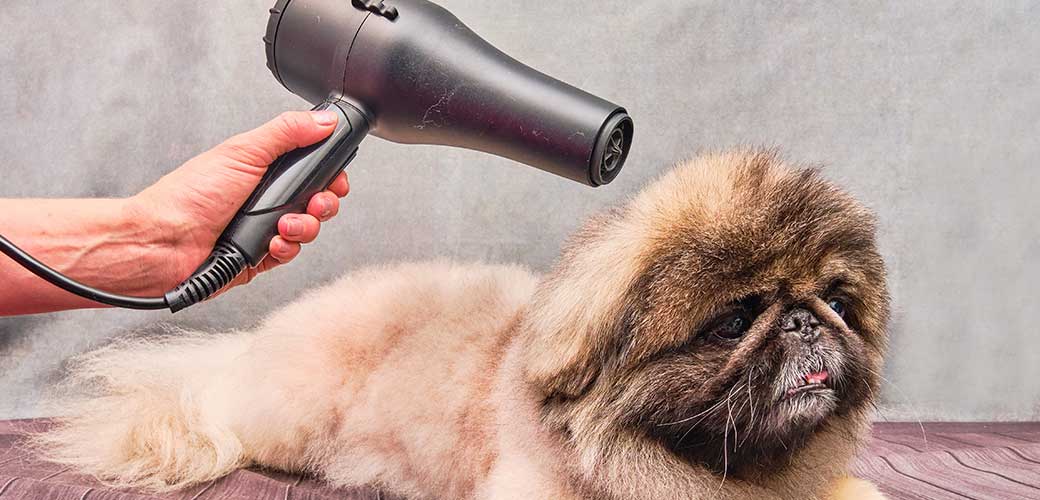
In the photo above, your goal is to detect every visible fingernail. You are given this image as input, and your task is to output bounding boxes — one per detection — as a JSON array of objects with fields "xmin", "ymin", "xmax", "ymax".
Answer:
[
  {"xmin": 320, "ymin": 199, "xmax": 333, "ymax": 219},
  {"xmin": 285, "ymin": 217, "xmax": 302, "ymax": 237},
  {"xmin": 312, "ymin": 110, "xmax": 338, "ymax": 126}
]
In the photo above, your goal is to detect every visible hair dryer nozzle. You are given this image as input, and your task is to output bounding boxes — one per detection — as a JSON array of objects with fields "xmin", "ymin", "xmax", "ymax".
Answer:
[{"xmin": 591, "ymin": 112, "xmax": 634, "ymax": 186}]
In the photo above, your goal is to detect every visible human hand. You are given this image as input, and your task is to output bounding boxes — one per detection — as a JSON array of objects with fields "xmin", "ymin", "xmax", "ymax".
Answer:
[{"xmin": 130, "ymin": 110, "xmax": 350, "ymax": 292}]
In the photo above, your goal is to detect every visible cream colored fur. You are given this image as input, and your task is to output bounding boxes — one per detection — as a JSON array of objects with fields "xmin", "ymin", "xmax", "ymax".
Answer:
[
  {"xmin": 829, "ymin": 477, "xmax": 887, "ymax": 500},
  {"xmin": 39, "ymin": 152, "xmax": 886, "ymax": 499}
]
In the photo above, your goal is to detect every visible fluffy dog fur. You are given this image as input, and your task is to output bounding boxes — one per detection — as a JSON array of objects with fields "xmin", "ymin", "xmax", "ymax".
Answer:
[{"xmin": 38, "ymin": 150, "xmax": 889, "ymax": 499}]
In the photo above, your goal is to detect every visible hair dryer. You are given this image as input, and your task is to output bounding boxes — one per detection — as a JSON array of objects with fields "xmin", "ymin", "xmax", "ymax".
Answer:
[{"xmin": 0, "ymin": 0, "xmax": 633, "ymax": 313}]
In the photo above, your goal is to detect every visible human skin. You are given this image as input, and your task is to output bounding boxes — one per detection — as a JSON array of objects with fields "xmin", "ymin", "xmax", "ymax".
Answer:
[{"xmin": 0, "ymin": 110, "xmax": 350, "ymax": 316}]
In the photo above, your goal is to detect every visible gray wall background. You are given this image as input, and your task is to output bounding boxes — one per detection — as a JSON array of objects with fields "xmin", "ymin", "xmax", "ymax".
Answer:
[{"xmin": 1, "ymin": 1, "xmax": 1038, "ymax": 421}]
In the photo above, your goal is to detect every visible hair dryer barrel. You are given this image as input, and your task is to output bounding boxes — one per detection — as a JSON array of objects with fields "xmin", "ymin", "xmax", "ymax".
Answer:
[{"xmin": 267, "ymin": 0, "xmax": 633, "ymax": 186}]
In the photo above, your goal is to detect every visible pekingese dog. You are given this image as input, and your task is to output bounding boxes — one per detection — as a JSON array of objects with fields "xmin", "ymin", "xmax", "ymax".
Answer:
[{"xmin": 39, "ymin": 150, "xmax": 890, "ymax": 499}]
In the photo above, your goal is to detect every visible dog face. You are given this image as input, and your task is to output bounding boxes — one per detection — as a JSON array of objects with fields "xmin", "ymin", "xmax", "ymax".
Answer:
[{"xmin": 521, "ymin": 150, "xmax": 888, "ymax": 476}]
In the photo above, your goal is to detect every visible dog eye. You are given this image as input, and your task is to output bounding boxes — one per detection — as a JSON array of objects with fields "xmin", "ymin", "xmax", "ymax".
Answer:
[
  {"xmin": 712, "ymin": 313, "xmax": 753, "ymax": 340},
  {"xmin": 827, "ymin": 298, "xmax": 847, "ymax": 318}
]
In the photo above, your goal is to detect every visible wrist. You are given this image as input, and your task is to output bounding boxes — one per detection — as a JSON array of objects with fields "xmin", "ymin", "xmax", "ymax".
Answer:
[
  {"xmin": 120, "ymin": 195, "xmax": 198, "ymax": 294},
  {"xmin": 0, "ymin": 196, "xmax": 184, "ymax": 314}
]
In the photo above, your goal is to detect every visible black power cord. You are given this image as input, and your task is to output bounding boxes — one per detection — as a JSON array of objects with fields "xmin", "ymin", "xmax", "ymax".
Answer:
[
  {"xmin": 0, "ymin": 234, "xmax": 167, "ymax": 310},
  {"xmin": 163, "ymin": 242, "xmax": 247, "ymax": 312},
  {"xmin": 0, "ymin": 234, "xmax": 247, "ymax": 312}
]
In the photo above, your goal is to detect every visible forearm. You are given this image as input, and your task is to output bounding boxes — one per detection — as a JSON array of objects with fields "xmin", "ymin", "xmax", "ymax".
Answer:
[{"xmin": 0, "ymin": 198, "xmax": 177, "ymax": 316}]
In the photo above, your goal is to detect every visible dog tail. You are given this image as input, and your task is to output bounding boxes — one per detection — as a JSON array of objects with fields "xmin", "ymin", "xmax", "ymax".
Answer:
[{"xmin": 34, "ymin": 329, "xmax": 258, "ymax": 491}]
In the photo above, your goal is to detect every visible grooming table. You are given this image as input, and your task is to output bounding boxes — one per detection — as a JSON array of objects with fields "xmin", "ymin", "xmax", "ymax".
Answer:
[{"xmin": 1, "ymin": 419, "xmax": 1038, "ymax": 499}]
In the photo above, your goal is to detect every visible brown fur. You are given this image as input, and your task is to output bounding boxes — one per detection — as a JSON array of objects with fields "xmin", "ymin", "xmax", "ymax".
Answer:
[{"xmin": 37, "ymin": 150, "xmax": 888, "ymax": 499}]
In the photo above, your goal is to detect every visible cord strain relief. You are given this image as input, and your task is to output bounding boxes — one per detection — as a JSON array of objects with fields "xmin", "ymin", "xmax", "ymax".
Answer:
[{"xmin": 164, "ymin": 242, "xmax": 247, "ymax": 313}]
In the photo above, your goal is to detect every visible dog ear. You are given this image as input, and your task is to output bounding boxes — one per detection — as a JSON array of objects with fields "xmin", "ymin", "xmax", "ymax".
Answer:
[
  {"xmin": 520, "ymin": 212, "xmax": 648, "ymax": 399},
  {"xmin": 519, "ymin": 154, "xmax": 746, "ymax": 399},
  {"xmin": 520, "ymin": 289, "xmax": 620, "ymax": 399}
]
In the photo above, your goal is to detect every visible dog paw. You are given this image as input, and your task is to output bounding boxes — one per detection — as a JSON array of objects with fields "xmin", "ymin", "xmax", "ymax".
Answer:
[{"xmin": 829, "ymin": 476, "xmax": 886, "ymax": 500}]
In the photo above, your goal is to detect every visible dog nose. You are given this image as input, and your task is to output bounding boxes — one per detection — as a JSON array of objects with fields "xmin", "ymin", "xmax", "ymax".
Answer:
[{"xmin": 781, "ymin": 307, "xmax": 820, "ymax": 342}]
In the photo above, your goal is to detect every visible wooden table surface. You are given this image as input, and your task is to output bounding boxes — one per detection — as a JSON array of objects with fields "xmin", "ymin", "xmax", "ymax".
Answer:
[{"xmin": 2, "ymin": 419, "xmax": 1038, "ymax": 499}]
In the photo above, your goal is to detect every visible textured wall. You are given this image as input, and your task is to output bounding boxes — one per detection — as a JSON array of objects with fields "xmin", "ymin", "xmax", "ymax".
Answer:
[{"xmin": 1, "ymin": 1, "xmax": 1038, "ymax": 421}]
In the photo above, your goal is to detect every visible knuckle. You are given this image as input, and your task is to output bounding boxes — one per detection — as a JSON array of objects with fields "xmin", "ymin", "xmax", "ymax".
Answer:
[
  {"xmin": 275, "ymin": 112, "xmax": 301, "ymax": 135},
  {"xmin": 219, "ymin": 139, "xmax": 261, "ymax": 162}
]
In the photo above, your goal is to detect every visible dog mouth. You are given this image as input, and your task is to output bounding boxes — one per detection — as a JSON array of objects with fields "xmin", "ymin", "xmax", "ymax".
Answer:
[{"xmin": 782, "ymin": 370, "xmax": 831, "ymax": 401}]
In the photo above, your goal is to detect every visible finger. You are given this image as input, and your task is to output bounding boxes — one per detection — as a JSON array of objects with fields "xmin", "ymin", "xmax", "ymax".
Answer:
[
  {"xmin": 307, "ymin": 191, "xmax": 340, "ymax": 222},
  {"xmin": 268, "ymin": 236, "xmax": 302, "ymax": 264},
  {"xmin": 254, "ymin": 255, "xmax": 282, "ymax": 275},
  {"xmin": 278, "ymin": 213, "xmax": 321, "ymax": 243},
  {"xmin": 216, "ymin": 110, "xmax": 339, "ymax": 167},
  {"xmin": 327, "ymin": 172, "xmax": 350, "ymax": 198}
]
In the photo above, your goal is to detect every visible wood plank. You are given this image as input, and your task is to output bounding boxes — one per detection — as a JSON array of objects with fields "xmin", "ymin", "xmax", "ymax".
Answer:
[
  {"xmin": 1006, "ymin": 444, "xmax": 1040, "ymax": 465},
  {"xmin": 0, "ymin": 475, "xmax": 163, "ymax": 499},
  {"xmin": 871, "ymin": 432, "xmax": 978, "ymax": 454},
  {"xmin": 884, "ymin": 449, "xmax": 1040, "ymax": 500},
  {"xmin": 862, "ymin": 436, "xmax": 923, "ymax": 456},
  {"xmin": 0, "ymin": 450, "xmax": 215, "ymax": 499},
  {"xmin": 936, "ymin": 432, "xmax": 1040, "ymax": 449},
  {"xmin": 0, "ymin": 453, "xmax": 68, "ymax": 480},
  {"xmin": 291, "ymin": 477, "xmax": 398, "ymax": 500},
  {"xmin": 193, "ymin": 469, "xmax": 294, "ymax": 500},
  {"xmin": 0, "ymin": 476, "xmax": 95, "ymax": 500},
  {"xmin": 0, "ymin": 419, "xmax": 53, "ymax": 435},
  {"xmin": 871, "ymin": 422, "xmax": 934, "ymax": 435},
  {"xmin": 875, "ymin": 422, "xmax": 1040, "ymax": 435},
  {"xmin": 950, "ymin": 445, "xmax": 1040, "ymax": 488},
  {"xmin": 0, "ymin": 432, "xmax": 31, "ymax": 466},
  {"xmin": 7, "ymin": 419, "xmax": 1040, "ymax": 499},
  {"xmin": 851, "ymin": 455, "xmax": 975, "ymax": 500},
  {"xmin": 192, "ymin": 468, "xmax": 384, "ymax": 500}
]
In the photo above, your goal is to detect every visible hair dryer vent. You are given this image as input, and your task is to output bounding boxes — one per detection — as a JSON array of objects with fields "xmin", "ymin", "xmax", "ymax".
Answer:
[{"xmin": 592, "ymin": 112, "xmax": 633, "ymax": 186}]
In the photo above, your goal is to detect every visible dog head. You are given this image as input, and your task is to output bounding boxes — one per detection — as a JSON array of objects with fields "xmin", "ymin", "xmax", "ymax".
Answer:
[{"xmin": 521, "ymin": 150, "xmax": 888, "ymax": 476}]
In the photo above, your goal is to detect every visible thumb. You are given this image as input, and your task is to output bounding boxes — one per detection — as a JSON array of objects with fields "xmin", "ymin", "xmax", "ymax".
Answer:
[{"xmin": 215, "ymin": 110, "xmax": 339, "ymax": 167}]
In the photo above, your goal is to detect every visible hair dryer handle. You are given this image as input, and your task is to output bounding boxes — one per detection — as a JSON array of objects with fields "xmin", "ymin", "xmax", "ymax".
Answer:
[{"xmin": 221, "ymin": 99, "xmax": 371, "ymax": 266}]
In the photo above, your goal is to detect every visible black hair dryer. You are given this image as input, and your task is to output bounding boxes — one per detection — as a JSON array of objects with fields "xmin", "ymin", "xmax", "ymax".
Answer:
[
  {"xmin": 164, "ymin": 0, "xmax": 634, "ymax": 311},
  {"xmin": 0, "ymin": 0, "xmax": 634, "ymax": 312}
]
